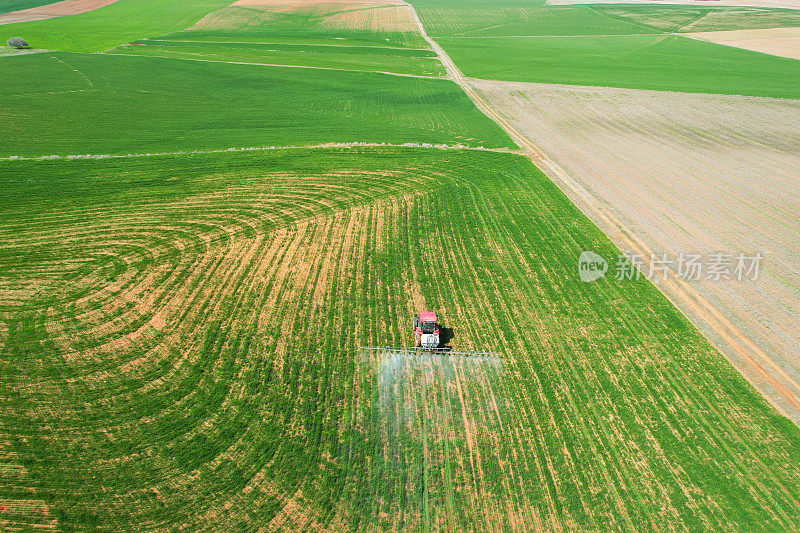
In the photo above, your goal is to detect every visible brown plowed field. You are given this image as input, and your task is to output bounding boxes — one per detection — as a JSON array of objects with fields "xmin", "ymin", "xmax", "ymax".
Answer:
[
  {"xmin": 0, "ymin": 0, "xmax": 119, "ymax": 25},
  {"xmin": 470, "ymin": 78, "xmax": 800, "ymax": 424},
  {"xmin": 686, "ymin": 26, "xmax": 800, "ymax": 59}
]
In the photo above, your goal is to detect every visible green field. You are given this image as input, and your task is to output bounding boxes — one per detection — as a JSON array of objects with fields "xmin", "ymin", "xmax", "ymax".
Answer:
[
  {"xmin": 0, "ymin": 0, "xmax": 55, "ymax": 14},
  {"xmin": 0, "ymin": 52, "xmax": 511, "ymax": 157},
  {"xmin": 417, "ymin": 3, "xmax": 800, "ymax": 36},
  {"xmin": 437, "ymin": 33, "xmax": 800, "ymax": 98},
  {"xmin": 110, "ymin": 3, "xmax": 444, "ymax": 76},
  {"xmin": 3, "ymin": 0, "xmax": 800, "ymax": 529},
  {"xmin": 109, "ymin": 39, "xmax": 444, "ymax": 77},
  {"xmin": 417, "ymin": 4, "xmax": 663, "ymax": 37},
  {"xmin": 591, "ymin": 4, "xmax": 800, "ymax": 33},
  {"xmin": 0, "ymin": 0, "xmax": 230, "ymax": 52},
  {"xmin": 414, "ymin": 0, "xmax": 800, "ymax": 98},
  {"xmin": 1, "ymin": 147, "xmax": 799, "ymax": 529}
]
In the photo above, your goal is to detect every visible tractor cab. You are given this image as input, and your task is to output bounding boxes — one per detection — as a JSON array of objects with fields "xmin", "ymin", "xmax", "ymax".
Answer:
[{"xmin": 413, "ymin": 311, "xmax": 440, "ymax": 348}]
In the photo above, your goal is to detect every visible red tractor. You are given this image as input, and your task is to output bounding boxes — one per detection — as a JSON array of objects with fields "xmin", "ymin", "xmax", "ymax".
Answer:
[{"xmin": 413, "ymin": 311, "xmax": 440, "ymax": 349}]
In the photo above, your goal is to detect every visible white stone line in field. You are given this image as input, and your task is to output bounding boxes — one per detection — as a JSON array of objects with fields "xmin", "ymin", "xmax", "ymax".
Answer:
[
  {"xmin": 0, "ymin": 142, "xmax": 518, "ymax": 162},
  {"xmin": 100, "ymin": 52, "xmax": 443, "ymax": 79}
]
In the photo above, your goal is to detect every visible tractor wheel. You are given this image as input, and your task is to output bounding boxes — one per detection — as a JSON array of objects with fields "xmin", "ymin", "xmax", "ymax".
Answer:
[{"xmin": 415, "ymin": 332, "xmax": 421, "ymax": 347}]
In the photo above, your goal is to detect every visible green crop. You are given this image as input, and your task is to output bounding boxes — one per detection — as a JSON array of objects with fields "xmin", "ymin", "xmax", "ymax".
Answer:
[
  {"xmin": 1, "ymin": 148, "xmax": 799, "ymax": 529},
  {"xmin": 0, "ymin": 52, "xmax": 514, "ymax": 157},
  {"xmin": 109, "ymin": 39, "xmax": 445, "ymax": 77},
  {"xmin": 0, "ymin": 0, "xmax": 231, "ymax": 52},
  {"xmin": 436, "ymin": 33, "xmax": 800, "ymax": 99},
  {"xmin": 0, "ymin": 0, "xmax": 56, "ymax": 14}
]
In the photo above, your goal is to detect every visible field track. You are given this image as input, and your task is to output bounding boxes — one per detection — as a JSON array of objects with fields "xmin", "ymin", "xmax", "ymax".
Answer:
[
  {"xmin": 0, "ymin": 142, "xmax": 518, "ymax": 162},
  {"xmin": 0, "ymin": 0, "xmax": 119, "ymax": 24}
]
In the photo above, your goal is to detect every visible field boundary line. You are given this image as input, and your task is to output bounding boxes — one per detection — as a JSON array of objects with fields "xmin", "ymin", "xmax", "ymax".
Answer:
[
  {"xmin": 100, "ymin": 52, "xmax": 444, "ymax": 79},
  {"xmin": 0, "ymin": 142, "xmax": 521, "ymax": 162},
  {"xmin": 404, "ymin": 0, "xmax": 800, "ymax": 424}
]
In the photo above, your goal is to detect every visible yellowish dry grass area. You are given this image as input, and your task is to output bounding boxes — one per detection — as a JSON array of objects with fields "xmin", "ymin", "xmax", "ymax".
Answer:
[{"xmin": 686, "ymin": 26, "xmax": 800, "ymax": 59}]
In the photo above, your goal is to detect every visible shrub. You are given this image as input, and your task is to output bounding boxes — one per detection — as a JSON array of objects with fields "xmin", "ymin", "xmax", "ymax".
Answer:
[{"xmin": 7, "ymin": 37, "xmax": 29, "ymax": 49}]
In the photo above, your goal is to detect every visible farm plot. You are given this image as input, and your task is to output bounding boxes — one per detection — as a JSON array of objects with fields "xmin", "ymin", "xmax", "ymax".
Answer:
[
  {"xmin": 547, "ymin": 0, "xmax": 800, "ymax": 7},
  {"xmin": 109, "ymin": 39, "xmax": 444, "ymax": 77},
  {"xmin": 2, "ymin": 147, "xmax": 800, "ymax": 530},
  {"xmin": 469, "ymin": 78, "xmax": 800, "ymax": 424},
  {"xmin": 413, "ymin": 4, "xmax": 662, "ymax": 37},
  {"xmin": 547, "ymin": 0, "xmax": 800, "ymax": 12},
  {"xmin": 588, "ymin": 4, "xmax": 800, "ymax": 33},
  {"xmin": 413, "ymin": 1, "xmax": 800, "ymax": 36},
  {"xmin": 0, "ymin": 52, "xmax": 512, "ymax": 157},
  {"xmin": 170, "ymin": 3, "xmax": 429, "ymax": 48},
  {"xmin": 435, "ymin": 33, "xmax": 800, "ymax": 98},
  {"xmin": 685, "ymin": 26, "xmax": 800, "ymax": 60},
  {"xmin": 108, "ymin": 0, "xmax": 441, "ymax": 77},
  {"xmin": 412, "ymin": 0, "xmax": 800, "ymax": 98},
  {"xmin": 0, "ymin": 0, "xmax": 60, "ymax": 16},
  {"xmin": 0, "ymin": 0, "xmax": 118, "ymax": 23}
]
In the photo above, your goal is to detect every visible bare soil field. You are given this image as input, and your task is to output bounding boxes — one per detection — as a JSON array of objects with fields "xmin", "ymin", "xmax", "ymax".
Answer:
[
  {"xmin": 546, "ymin": 0, "xmax": 800, "ymax": 9},
  {"xmin": 0, "ymin": 0, "xmax": 119, "ymax": 25},
  {"xmin": 686, "ymin": 26, "xmax": 800, "ymax": 58},
  {"xmin": 192, "ymin": 2, "xmax": 417, "ymax": 36},
  {"xmin": 470, "ymin": 78, "xmax": 800, "ymax": 424},
  {"xmin": 321, "ymin": 4, "xmax": 417, "ymax": 32}
]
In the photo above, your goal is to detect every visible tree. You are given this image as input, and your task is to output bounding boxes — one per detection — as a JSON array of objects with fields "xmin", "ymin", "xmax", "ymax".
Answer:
[{"xmin": 7, "ymin": 37, "xmax": 28, "ymax": 49}]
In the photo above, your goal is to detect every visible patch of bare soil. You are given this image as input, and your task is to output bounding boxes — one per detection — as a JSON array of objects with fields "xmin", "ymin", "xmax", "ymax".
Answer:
[
  {"xmin": 0, "ymin": 0, "xmax": 120, "ymax": 25},
  {"xmin": 685, "ymin": 26, "xmax": 800, "ymax": 59},
  {"xmin": 321, "ymin": 4, "xmax": 418, "ymax": 32},
  {"xmin": 192, "ymin": 2, "xmax": 417, "ymax": 35},
  {"xmin": 469, "ymin": 78, "xmax": 800, "ymax": 424}
]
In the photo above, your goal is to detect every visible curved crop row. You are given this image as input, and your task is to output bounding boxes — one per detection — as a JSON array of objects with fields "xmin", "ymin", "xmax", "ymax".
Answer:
[{"xmin": 0, "ymin": 147, "xmax": 799, "ymax": 530}]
